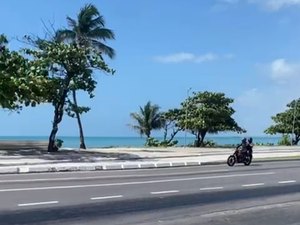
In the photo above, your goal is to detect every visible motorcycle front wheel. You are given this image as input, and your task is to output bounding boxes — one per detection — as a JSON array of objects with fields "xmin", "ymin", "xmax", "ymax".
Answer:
[
  {"xmin": 227, "ymin": 155, "xmax": 236, "ymax": 167},
  {"xmin": 244, "ymin": 155, "xmax": 252, "ymax": 166}
]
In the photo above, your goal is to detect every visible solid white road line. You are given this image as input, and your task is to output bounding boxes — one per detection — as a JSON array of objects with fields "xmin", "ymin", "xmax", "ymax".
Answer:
[
  {"xmin": 0, "ymin": 172, "xmax": 274, "ymax": 193},
  {"xmin": 242, "ymin": 183, "xmax": 265, "ymax": 187},
  {"xmin": 18, "ymin": 201, "xmax": 59, "ymax": 207},
  {"xmin": 90, "ymin": 195, "xmax": 123, "ymax": 200},
  {"xmin": 0, "ymin": 166, "xmax": 226, "ymax": 177},
  {"xmin": 151, "ymin": 190, "xmax": 179, "ymax": 195},
  {"xmin": 200, "ymin": 187, "xmax": 224, "ymax": 191},
  {"xmin": 0, "ymin": 169, "xmax": 230, "ymax": 183},
  {"xmin": 278, "ymin": 180, "xmax": 296, "ymax": 184}
]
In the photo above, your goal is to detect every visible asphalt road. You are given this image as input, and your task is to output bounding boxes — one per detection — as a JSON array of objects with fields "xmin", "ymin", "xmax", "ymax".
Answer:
[{"xmin": 0, "ymin": 160, "xmax": 299, "ymax": 225}]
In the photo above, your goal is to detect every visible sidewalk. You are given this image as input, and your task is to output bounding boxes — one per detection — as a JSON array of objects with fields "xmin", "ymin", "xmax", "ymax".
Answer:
[{"xmin": 0, "ymin": 145, "xmax": 300, "ymax": 174}]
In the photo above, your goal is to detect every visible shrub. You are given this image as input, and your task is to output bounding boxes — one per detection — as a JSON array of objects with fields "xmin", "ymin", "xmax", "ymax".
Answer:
[
  {"xmin": 278, "ymin": 135, "xmax": 291, "ymax": 146},
  {"xmin": 55, "ymin": 139, "xmax": 64, "ymax": 148},
  {"xmin": 203, "ymin": 140, "xmax": 216, "ymax": 147},
  {"xmin": 145, "ymin": 138, "xmax": 178, "ymax": 147}
]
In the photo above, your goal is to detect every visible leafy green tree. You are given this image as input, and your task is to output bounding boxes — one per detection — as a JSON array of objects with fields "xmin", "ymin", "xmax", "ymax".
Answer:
[
  {"xmin": 26, "ymin": 41, "xmax": 114, "ymax": 152},
  {"xmin": 265, "ymin": 99, "xmax": 300, "ymax": 145},
  {"xmin": 178, "ymin": 91, "xmax": 245, "ymax": 147},
  {"xmin": 161, "ymin": 108, "xmax": 184, "ymax": 145},
  {"xmin": 56, "ymin": 4, "xmax": 115, "ymax": 149},
  {"xmin": 0, "ymin": 34, "xmax": 49, "ymax": 110},
  {"xmin": 130, "ymin": 101, "xmax": 164, "ymax": 140}
]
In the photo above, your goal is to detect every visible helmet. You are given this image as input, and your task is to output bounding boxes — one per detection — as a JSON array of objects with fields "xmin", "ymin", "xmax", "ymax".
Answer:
[{"xmin": 242, "ymin": 138, "xmax": 247, "ymax": 144}]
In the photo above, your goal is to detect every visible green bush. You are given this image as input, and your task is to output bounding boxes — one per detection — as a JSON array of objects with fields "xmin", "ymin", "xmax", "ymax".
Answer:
[
  {"xmin": 203, "ymin": 140, "xmax": 216, "ymax": 147},
  {"xmin": 145, "ymin": 138, "xmax": 178, "ymax": 147},
  {"xmin": 145, "ymin": 137, "xmax": 159, "ymax": 147},
  {"xmin": 55, "ymin": 139, "xmax": 64, "ymax": 148},
  {"xmin": 255, "ymin": 142, "xmax": 274, "ymax": 146},
  {"xmin": 278, "ymin": 135, "xmax": 291, "ymax": 146}
]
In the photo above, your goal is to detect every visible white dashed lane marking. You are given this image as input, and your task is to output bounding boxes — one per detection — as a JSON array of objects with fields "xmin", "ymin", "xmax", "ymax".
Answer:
[
  {"xmin": 18, "ymin": 201, "xmax": 59, "ymax": 207},
  {"xmin": 90, "ymin": 195, "xmax": 123, "ymax": 200},
  {"xmin": 151, "ymin": 190, "xmax": 179, "ymax": 195},
  {"xmin": 200, "ymin": 187, "xmax": 224, "ymax": 191},
  {"xmin": 242, "ymin": 183, "xmax": 265, "ymax": 187},
  {"xmin": 278, "ymin": 180, "xmax": 296, "ymax": 184}
]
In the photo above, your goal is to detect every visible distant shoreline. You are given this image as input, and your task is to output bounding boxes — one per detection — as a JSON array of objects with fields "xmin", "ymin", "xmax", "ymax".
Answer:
[{"xmin": 0, "ymin": 136, "xmax": 285, "ymax": 148}]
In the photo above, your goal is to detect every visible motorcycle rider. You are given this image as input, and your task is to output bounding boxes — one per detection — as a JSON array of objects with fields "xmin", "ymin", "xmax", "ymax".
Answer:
[
  {"xmin": 237, "ymin": 137, "xmax": 253, "ymax": 158},
  {"xmin": 247, "ymin": 137, "xmax": 254, "ymax": 154}
]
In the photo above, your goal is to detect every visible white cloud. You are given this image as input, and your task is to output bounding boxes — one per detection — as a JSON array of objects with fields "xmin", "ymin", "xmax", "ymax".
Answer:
[
  {"xmin": 154, "ymin": 52, "xmax": 232, "ymax": 64},
  {"xmin": 154, "ymin": 53, "xmax": 195, "ymax": 63},
  {"xmin": 195, "ymin": 53, "xmax": 219, "ymax": 63},
  {"xmin": 269, "ymin": 58, "xmax": 300, "ymax": 82},
  {"xmin": 249, "ymin": 0, "xmax": 300, "ymax": 11}
]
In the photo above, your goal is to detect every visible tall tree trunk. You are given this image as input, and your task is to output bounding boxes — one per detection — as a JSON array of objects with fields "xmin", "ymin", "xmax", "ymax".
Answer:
[
  {"xmin": 48, "ymin": 121, "xmax": 59, "ymax": 152},
  {"xmin": 146, "ymin": 130, "xmax": 151, "ymax": 139},
  {"xmin": 72, "ymin": 89, "xmax": 86, "ymax": 149},
  {"xmin": 48, "ymin": 76, "xmax": 72, "ymax": 152},
  {"xmin": 195, "ymin": 131, "xmax": 201, "ymax": 147},
  {"xmin": 48, "ymin": 102, "xmax": 64, "ymax": 152},
  {"xmin": 167, "ymin": 128, "xmax": 181, "ymax": 144},
  {"xmin": 163, "ymin": 124, "xmax": 168, "ymax": 141},
  {"xmin": 293, "ymin": 134, "xmax": 300, "ymax": 145},
  {"xmin": 194, "ymin": 130, "xmax": 207, "ymax": 147},
  {"xmin": 200, "ymin": 130, "xmax": 207, "ymax": 147}
]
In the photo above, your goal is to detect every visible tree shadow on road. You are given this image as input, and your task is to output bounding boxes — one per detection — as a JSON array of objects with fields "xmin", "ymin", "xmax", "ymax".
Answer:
[{"xmin": 0, "ymin": 142, "xmax": 142, "ymax": 164}]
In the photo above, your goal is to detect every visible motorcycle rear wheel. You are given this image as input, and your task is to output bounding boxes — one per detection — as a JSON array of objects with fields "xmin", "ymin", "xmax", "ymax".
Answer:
[{"xmin": 227, "ymin": 155, "xmax": 236, "ymax": 167}]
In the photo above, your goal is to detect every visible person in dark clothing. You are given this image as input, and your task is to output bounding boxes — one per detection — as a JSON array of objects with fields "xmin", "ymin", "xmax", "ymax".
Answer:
[
  {"xmin": 237, "ymin": 137, "xmax": 253, "ymax": 158},
  {"xmin": 246, "ymin": 137, "xmax": 254, "ymax": 154}
]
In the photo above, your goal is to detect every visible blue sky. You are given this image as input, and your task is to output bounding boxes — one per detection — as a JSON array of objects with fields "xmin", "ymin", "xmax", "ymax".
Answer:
[{"xmin": 1, "ymin": 0, "xmax": 300, "ymax": 137}]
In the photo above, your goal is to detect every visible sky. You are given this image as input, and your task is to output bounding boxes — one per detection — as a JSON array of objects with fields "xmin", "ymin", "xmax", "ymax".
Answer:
[{"xmin": 1, "ymin": 0, "xmax": 300, "ymax": 137}]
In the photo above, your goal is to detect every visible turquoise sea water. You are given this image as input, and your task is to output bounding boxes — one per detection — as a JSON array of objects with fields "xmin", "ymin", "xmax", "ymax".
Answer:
[{"xmin": 0, "ymin": 136, "xmax": 282, "ymax": 148}]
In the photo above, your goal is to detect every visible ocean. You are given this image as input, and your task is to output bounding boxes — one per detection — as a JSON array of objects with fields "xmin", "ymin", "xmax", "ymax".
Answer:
[{"xmin": 0, "ymin": 136, "xmax": 282, "ymax": 148}]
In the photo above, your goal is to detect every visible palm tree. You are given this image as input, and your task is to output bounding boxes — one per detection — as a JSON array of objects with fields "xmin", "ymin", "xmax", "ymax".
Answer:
[
  {"xmin": 130, "ymin": 101, "xmax": 164, "ymax": 139},
  {"xmin": 57, "ymin": 4, "xmax": 115, "ymax": 149}
]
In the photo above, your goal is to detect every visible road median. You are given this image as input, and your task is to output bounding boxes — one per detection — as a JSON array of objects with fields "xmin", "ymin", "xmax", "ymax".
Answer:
[{"xmin": 0, "ymin": 153, "xmax": 299, "ymax": 174}]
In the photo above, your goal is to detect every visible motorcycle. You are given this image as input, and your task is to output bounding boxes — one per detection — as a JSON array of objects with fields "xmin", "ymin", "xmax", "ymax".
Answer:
[{"xmin": 227, "ymin": 145, "xmax": 253, "ymax": 166}]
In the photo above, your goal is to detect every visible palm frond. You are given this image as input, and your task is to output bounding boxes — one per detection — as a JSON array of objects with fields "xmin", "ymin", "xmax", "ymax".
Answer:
[
  {"xmin": 129, "ymin": 101, "xmax": 164, "ymax": 138},
  {"xmin": 91, "ymin": 40, "xmax": 115, "ymax": 58},
  {"xmin": 63, "ymin": 4, "xmax": 115, "ymax": 58},
  {"xmin": 130, "ymin": 113, "xmax": 146, "ymax": 136},
  {"xmin": 79, "ymin": 4, "xmax": 100, "ymax": 19},
  {"xmin": 88, "ymin": 28, "xmax": 115, "ymax": 40},
  {"xmin": 67, "ymin": 16, "xmax": 77, "ymax": 29},
  {"xmin": 78, "ymin": 4, "xmax": 100, "ymax": 32},
  {"xmin": 131, "ymin": 125, "xmax": 145, "ymax": 137},
  {"xmin": 89, "ymin": 16, "xmax": 105, "ymax": 29},
  {"xmin": 130, "ymin": 112, "xmax": 144, "ymax": 125}
]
